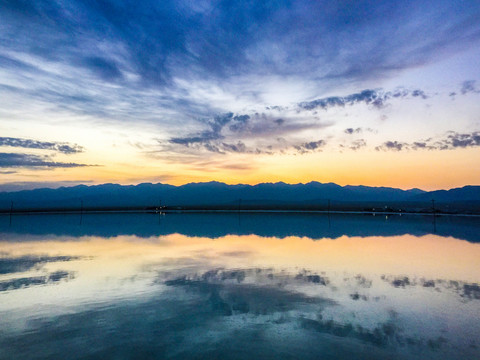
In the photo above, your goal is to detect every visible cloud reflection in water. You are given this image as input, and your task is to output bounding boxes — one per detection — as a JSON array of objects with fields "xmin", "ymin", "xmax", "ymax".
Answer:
[{"xmin": 0, "ymin": 214, "xmax": 479, "ymax": 359}]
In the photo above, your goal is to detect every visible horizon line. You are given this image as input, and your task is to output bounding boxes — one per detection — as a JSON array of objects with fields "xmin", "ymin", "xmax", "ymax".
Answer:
[{"xmin": 1, "ymin": 180, "xmax": 479, "ymax": 194}]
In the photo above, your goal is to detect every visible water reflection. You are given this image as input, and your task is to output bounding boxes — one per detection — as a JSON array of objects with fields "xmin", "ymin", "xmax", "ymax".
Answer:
[
  {"xmin": 0, "ymin": 213, "xmax": 479, "ymax": 359},
  {"xmin": 1, "ymin": 212, "xmax": 480, "ymax": 243}
]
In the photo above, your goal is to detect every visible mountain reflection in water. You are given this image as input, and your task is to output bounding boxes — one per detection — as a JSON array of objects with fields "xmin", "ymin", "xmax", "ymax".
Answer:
[{"xmin": 0, "ymin": 213, "xmax": 479, "ymax": 359}]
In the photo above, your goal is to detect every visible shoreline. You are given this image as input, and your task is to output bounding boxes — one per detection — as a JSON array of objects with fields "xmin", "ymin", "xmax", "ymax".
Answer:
[{"xmin": 1, "ymin": 208, "xmax": 479, "ymax": 217}]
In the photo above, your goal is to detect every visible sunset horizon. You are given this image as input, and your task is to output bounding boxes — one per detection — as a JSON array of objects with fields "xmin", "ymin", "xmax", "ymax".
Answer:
[
  {"xmin": 1, "ymin": 3, "xmax": 480, "ymax": 358},
  {"xmin": 1, "ymin": 176, "xmax": 478, "ymax": 193},
  {"xmin": 1, "ymin": 1, "xmax": 479, "ymax": 192}
]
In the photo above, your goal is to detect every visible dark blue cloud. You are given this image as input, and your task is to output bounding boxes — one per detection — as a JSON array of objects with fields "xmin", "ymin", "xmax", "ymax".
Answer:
[
  {"xmin": 229, "ymin": 115, "xmax": 250, "ymax": 132},
  {"xmin": 345, "ymin": 128, "xmax": 362, "ymax": 135},
  {"xmin": 411, "ymin": 90, "xmax": 427, "ymax": 99},
  {"xmin": 0, "ymin": 153, "xmax": 92, "ymax": 168},
  {"xmin": 376, "ymin": 132, "xmax": 480, "ymax": 151},
  {"xmin": 294, "ymin": 140, "xmax": 326, "ymax": 154},
  {"xmin": 1, "ymin": 0, "xmax": 479, "ymax": 87},
  {"xmin": 376, "ymin": 141, "xmax": 406, "ymax": 151},
  {"xmin": 164, "ymin": 110, "xmax": 328, "ymax": 156},
  {"xmin": 169, "ymin": 113, "xmax": 237, "ymax": 146},
  {"xmin": 168, "ymin": 112, "xmax": 276, "ymax": 151},
  {"xmin": 447, "ymin": 131, "xmax": 480, "ymax": 148},
  {"xmin": 0, "ymin": 137, "xmax": 83, "ymax": 154},
  {"xmin": 221, "ymin": 142, "xmax": 248, "ymax": 153},
  {"xmin": 299, "ymin": 88, "xmax": 429, "ymax": 111},
  {"xmin": 0, "ymin": 255, "xmax": 79, "ymax": 275},
  {"xmin": 82, "ymin": 57, "xmax": 123, "ymax": 81},
  {"xmin": 461, "ymin": 80, "xmax": 478, "ymax": 95},
  {"xmin": 1, "ymin": 0, "xmax": 479, "ymax": 163},
  {"xmin": 0, "ymin": 270, "xmax": 75, "ymax": 292}
]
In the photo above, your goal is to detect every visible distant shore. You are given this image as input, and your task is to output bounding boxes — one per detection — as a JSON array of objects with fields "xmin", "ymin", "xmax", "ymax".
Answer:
[{"xmin": 1, "ymin": 207, "xmax": 479, "ymax": 217}]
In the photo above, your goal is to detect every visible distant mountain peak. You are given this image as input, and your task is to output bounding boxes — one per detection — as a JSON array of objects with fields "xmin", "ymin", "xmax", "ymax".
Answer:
[{"xmin": 1, "ymin": 181, "xmax": 478, "ymax": 211}]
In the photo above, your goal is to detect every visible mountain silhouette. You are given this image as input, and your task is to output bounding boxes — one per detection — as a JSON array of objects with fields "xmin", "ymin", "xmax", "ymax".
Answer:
[
  {"xmin": 1, "ymin": 212, "xmax": 479, "ymax": 243},
  {"xmin": 411, "ymin": 185, "xmax": 480, "ymax": 202},
  {"xmin": 0, "ymin": 181, "xmax": 479, "ymax": 212}
]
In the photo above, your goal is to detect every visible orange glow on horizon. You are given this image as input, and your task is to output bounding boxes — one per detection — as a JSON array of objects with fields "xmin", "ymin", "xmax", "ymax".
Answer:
[
  {"xmin": 1, "ymin": 232, "xmax": 479, "ymax": 283},
  {"xmin": 1, "ymin": 147, "xmax": 479, "ymax": 191}
]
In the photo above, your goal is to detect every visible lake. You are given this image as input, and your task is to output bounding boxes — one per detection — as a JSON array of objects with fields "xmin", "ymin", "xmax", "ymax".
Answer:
[{"xmin": 0, "ymin": 213, "xmax": 479, "ymax": 359}]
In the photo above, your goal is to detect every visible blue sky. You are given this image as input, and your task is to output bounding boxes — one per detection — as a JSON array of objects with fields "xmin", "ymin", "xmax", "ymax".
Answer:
[{"xmin": 0, "ymin": 0, "xmax": 480, "ymax": 190}]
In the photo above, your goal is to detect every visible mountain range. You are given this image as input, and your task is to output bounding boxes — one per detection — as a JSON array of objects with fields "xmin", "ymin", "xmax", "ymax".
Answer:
[{"xmin": 0, "ymin": 181, "xmax": 479, "ymax": 212}]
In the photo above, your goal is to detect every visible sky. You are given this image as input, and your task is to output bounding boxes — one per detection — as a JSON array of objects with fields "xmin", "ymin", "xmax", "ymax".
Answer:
[{"xmin": 0, "ymin": 0, "xmax": 480, "ymax": 191}]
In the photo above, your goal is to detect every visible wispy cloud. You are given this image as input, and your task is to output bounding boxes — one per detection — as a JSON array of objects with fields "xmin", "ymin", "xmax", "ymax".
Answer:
[
  {"xmin": 0, "ymin": 1, "xmax": 478, "ymax": 126},
  {"xmin": 165, "ymin": 111, "xmax": 329, "ymax": 156},
  {"xmin": 344, "ymin": 128, "xmax": 376, "ymax": 135},
  {"xmin": 169, "ymin": 113, "xmax": 236, "ymax": 146},
  {"xmin": 299, "ymin": 88, "xmax": 428, "ymax": 111},
  {"xmin": 376, "ymin": 131, "xmax": 480, "ymax": 151},
  {"xmin": 0, "ymin": 137, "xmax": 83, "ymax": 154},
  {"xmin": 376, "ymin": 141, "xmax": 407, "ymax": 151},
  {"xmin": 344, "ymin": 128, "xmax": 363, "ymax": 135},
  {"xmin": 347, "ymin": 139, "xmax": 367, "ymax": 151},
  {"xmin": 293, "ymin": 140, "xmax": 326, "ymax": 154},
  {"xmin": 460, "ymin": 80, "xmax": 479, "ymax": 95},
  {"xmin": 0, "ymin": 153, "xmax": 92, "ymax": 168}
]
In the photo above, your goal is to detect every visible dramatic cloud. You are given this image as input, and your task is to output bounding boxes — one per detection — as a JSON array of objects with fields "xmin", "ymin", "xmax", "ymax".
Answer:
[
  {"xmin": 0, "ymin": 153, "xmax": 91, "ymax": 168},
  {"xmin": 229, "ymin": 115, "xmax": 250, "ymax": 132},
  {"xmin": 0, "ymin": 1, "xmax": 479, "ymax": 185},
  {"xmin": 166, "ymin": 111, "xmax": 328, "ymax": 156},
  {"xmin": 299, "ymin": 90, "xmax": 387, "ymax": 110},
  {"xmin": 299, "ymin": 88, "xmax": 429, "ymax": 111},
  {"xmin": 376, "ymin": 132, "xmax": 480, "ymax": 151},
  {"xmin": 0, "ymin": 1, "xmax": 477, "ymax": 123},
  {"xmin": 170, "ymin": 113, "xmax": 236, "ymax": 146},
  {"xmin": 0, "ymin": 137, "xmax": 84, "ymax": 154}
]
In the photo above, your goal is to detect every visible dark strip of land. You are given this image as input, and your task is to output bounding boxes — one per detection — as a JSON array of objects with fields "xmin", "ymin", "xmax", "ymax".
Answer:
[{"xmin": 1, "ymin": 205, "xmax": 479, "ymax": 216}]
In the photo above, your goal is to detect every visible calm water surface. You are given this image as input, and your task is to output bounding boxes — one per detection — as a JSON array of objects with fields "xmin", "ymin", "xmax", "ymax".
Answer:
[{"xmin": 0, "ymin": 213, "xmax": 479, "ymax": 359}]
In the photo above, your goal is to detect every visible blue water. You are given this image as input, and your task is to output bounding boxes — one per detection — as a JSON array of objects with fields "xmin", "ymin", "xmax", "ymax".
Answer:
[{"xmin": 0, "ymin": 213, "xmax": 479, "ymax": 359}]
